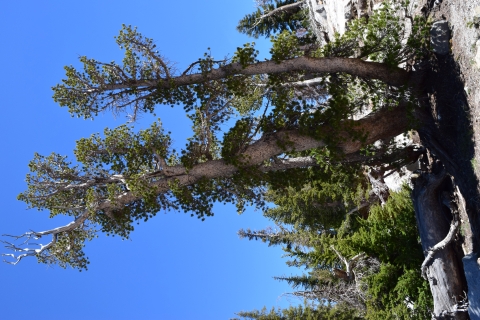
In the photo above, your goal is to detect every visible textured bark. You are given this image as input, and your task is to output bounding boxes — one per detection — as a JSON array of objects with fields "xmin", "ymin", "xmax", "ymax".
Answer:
[
  {"xmin": 4, "ymin": 103, "xmax": 410, "ymax": 264},
  {"xmin": 112, "ymin": 103, "xmax": 409, "ymax": 207},
  {"xmin": 414, "ymin": 45, "xmax": 479, "ymax": 318},
  {"xmin": 412, "ymin": 164, "xmax": 468, "ymax": 319},
  {"xmin": 96, "ymin": 56, "xmax": 411, "ymax": 92}
]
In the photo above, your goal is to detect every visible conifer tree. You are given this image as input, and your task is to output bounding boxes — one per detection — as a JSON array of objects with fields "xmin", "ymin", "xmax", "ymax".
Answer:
[
  {"xmin": 240, "ymin": 187, "xmax": 432, "ymax": 318},
  {"xmin": 4, "ymin": 1, "xmax": 429, "ymax": 269},
  {"xmin": 233, "ymin": 303, "xmax": 361, "ymax": 320},
  {"xmin": 237, "ymin": 0, "xmax": 307, "ymax": 38},
  {"xmin": 2, "ymin": 1, "xmax": 473, "ymax": 317}
]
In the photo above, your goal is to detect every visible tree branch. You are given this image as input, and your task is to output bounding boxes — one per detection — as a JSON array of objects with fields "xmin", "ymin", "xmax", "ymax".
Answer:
[
  {"xmin": 421, "ymin": 217, "xmax": 459, "ymax": 279},
  {"xmin": 330, "ymin": 245, "xmax": 365, "ymax": 280},
  {"xmin": 251, "ymin": 1, "xmax": 305, "ymax": 29},
  {"xmin": 70, "ymin": 56, "xmax": 411, "ymax": 93},
  {"xmin": 4, "ymin": 104, "xmax": 409, "ymax": 266},
  {"xmin": 1, "ymin": 211, "xmax": 90, "ymax": 265}
]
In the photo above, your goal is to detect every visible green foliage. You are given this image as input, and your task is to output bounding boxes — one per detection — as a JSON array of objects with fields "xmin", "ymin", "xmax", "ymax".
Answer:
[
  {"xmin": 229, "ymin": 76, "xmax": 266, "ymax": 115},
  {"xmin": 13, "ymin": 0, "xmax": 434, "ymax": 279},
  {"xmin": 348, "ymin": 188, "xmax": 433, "ymax": 319},
  {"xmin": 243, "ymin": 186, "xmax": 432, "ymax": 318},
  {"xmin": 53, "ymin": 25, "xmax": 172, "ymax": 119},
  {"xmin": 221, "ymin": 118, "xmax": 255, "ymax": 164},
  {"xmin": 270, "ymin": 31, "xmax": 302, "ymax": 62},
  {"xmin": 75, "ymin": 120, "xmax": 171, "ymax": 174},
  {"xmin": 233, "ymin": 42, "xmax": 260, "ymax": 68},
  {"xmin": 234, "ymin": 303, "xmax": 362, "ymax": 320},
  {"xmin": 264, "ymin": 160, "xmax": 365, "ymax": 231},
  {"xmin": 236, "ymin": 0, "xmax": 306, "ymax": 38},
  {"xmin": 347, "ymin": 188, "xmax": 425, "ymax": 268},
  {"xmin": 36, "ymin": 227, "xmax": 95, "ymax": 271},
  {"xmin": 364, "ymin": 266, "xmax": 432, "ymax": 319},
  {"xmin": 317, "ymin": 1, "xmax": 431, "ymax": 65}
]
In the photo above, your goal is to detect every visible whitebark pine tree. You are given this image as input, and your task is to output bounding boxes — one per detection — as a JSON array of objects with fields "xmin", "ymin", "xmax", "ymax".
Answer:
[{"xmin": 2, "ymin": 1, "xmax": 478, "ymax": 318}]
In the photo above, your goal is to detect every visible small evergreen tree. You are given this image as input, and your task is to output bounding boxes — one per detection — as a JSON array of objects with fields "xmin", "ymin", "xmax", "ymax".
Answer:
[
  {"xmin": 237, "ymin": 0, "xmax": 307, "ymax": 38},
  {"xmin": 240, "ymin": 187, "xmax": 433, "ymax": 318},
  {"xmin": 233, "ymin": 303, "xmax": 361, "ymax": 320}
]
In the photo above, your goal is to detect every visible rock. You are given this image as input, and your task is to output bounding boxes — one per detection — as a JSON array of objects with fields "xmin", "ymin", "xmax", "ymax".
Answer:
[
  {"xmin": 307, "ymin": 0, "xmax": 421, "ymax": 45},
  {"xmin": 430, "ymin": 21, "xmax": 451, "ymax": 55},
  {"xmin": 476, "ymin": 40, "xmax": 480, "ymax": 69},
  {"xmin": 314, "ymin": 4, "xmax": 327, "ymax": 20},
  {"xmin": 473, "ymin": 6, "xmax": 480, "ymax": 25},
  {"xmin": 463, "ymin": 253, "xmax": 480, "ymax": 319},
  {"xmin": 344, "ymin": 1, "xmax": 353, "ymax": 20},
  {"xmin": 307, "ymin": 0, "xmax": 354, "ymax": 43}
]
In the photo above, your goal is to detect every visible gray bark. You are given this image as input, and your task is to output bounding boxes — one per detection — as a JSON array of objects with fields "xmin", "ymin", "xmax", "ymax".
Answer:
[
  {"xmin": 463, "ymin": 253, "xmax": 480, "ymax": 319},
  {"xmin": 91, "ymin": 56, "xmax": 411, "ymax": 92},
  {"xmin": 412, "ymin": 157, "xmax": 469, "ymax": 319},
  {"xmin": 4, "ymin": 103, "xmax": 409, "ymax": 264}
]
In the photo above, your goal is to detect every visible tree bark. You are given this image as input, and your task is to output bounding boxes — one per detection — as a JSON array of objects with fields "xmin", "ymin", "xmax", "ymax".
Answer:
[
  {"xmin": 92, "ymin": 56, "xmax": 411, "ymax": 92},
  {"xmin": 109, "ymin": 103, "xmax": 409, "ymax": 207},
  {"xmin": 4, "ymin": 102, "xmax": 410, "ymax": 265},
  {"xmin": 412, "ymin": 159, "xmax": 468, "ymax": 319}
]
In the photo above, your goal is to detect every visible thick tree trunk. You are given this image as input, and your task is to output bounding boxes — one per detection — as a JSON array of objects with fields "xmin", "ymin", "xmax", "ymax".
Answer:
[
  {"xmin": 412, "ymin": 156, "xmax": 469, "ymax": 319},
  {"xmin": 414, "ymin": 48, "xmax": 480, "ymax": 318}
]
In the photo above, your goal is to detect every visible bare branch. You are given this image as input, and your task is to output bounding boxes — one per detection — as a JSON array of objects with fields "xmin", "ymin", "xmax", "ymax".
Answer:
[
  {"xmin": 330, "ymin": 245, "xmax": 365, "ymax": 281},
  {"xmin": 251, "ymin": 1, "xmax": 305, "ymax": 29},
  {"xmin": 421, "ymin": 217, "xmax": 459, "ymax": 279},
  {"xmin": 2, "ymin": 211, "xmax": 90, "ymax": 265}
]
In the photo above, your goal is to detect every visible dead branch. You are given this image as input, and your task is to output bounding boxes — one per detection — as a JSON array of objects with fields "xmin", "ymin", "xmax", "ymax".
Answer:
[
  {"xmin": 421, "ymin": 217, "xmax": 459, "ymax": 279},
  {"xmin": 251, "ymin": 1, "xmax": 305, "ymax": 30}
]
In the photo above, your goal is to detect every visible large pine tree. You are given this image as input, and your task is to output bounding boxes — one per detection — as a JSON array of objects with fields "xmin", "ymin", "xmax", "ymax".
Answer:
[{"xmin": 3, "ymin": 1, "xmax": 475, "ymax": 317}]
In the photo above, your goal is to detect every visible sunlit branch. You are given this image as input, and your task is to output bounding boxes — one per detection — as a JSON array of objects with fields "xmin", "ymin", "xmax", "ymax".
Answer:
[
  {"xmin": 421, "ymin": 217, "xmax": 459, "ymax": 279},
  {"xmin": 251, "ymin": 1, "xmax": 305, "ymax": 29},
  {"xmin": 2, "ymin": 211, "xmax": 90, "ymax": 265},
  {"xmin": 4, "ymin": 104, "xmax": 409, "ymax": 266}
]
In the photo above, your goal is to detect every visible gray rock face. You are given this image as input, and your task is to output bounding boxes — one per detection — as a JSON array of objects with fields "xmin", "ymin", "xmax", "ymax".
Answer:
[
  {"xmin": 463, "ymin": 253, "xmax": 480, "ymax": 319},
  {"xmin": 473, "ymin": 6, "xmax": 480, "ymax": 25},
  {"xmin": 475, "ymin": 40, "xmax": 480, "ymax": 69},
  {"xmin": 307, "ymin": 0, "xmax": 417, "ymax": 45},
  {"xmin": 306, "ymin": 0, "xmax": 352, "ymax": 43},
  {"xmin": 430, "ymin": 20, "xmax": 451, "ymax": 55}
]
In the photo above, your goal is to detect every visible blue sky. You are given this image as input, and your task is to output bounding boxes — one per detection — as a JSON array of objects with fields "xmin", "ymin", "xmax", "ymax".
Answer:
[{"xmin": 0, "ymin": 1, "xmax": 302, "ymax": 319}]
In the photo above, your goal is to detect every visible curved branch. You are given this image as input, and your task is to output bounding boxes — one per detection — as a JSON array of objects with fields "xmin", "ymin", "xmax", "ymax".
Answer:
[
  {"xmin": 4, "ymin": 104, "xmax": 408, "ymax": 265},
  {"xmin": 421, "ymin": 217, "xmax": 459, "ymax": 279},
  {"xmin": 2, "ymin": 211, "xmax": 89, "ymax": 265}
]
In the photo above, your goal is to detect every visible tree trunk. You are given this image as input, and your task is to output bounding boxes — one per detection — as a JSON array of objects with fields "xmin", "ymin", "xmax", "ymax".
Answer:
[
  {"xmin": 414, "ymin": 42, "xmax": 480, "ymax": 317},
  {"xmin": 412, "ymin": 155, "xmax": 469, "ymax": 319}
]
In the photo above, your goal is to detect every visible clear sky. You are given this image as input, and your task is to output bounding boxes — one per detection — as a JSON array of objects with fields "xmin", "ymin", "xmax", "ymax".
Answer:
[{"xmin": 0, "ymin": 1, "xmax": 302, "ymax": 319}]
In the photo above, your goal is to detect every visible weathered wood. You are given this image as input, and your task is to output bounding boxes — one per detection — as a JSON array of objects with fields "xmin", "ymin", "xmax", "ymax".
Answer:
[{"xmin": 412, "ymin": 163, "xmax": 468, "ymax": 319}]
